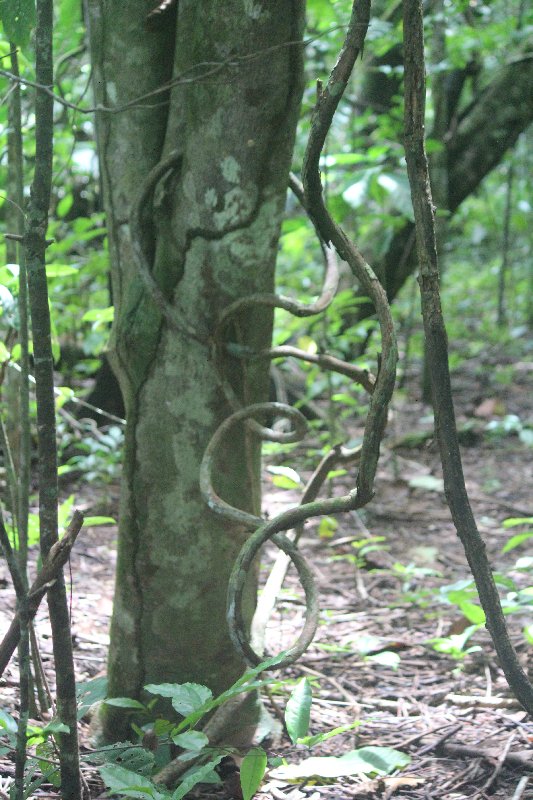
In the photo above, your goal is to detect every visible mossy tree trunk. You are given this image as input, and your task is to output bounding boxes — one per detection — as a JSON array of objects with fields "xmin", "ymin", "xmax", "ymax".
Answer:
[{"xmin": 86, "ymin": 0, "xmax": 304, "ymax": 741}]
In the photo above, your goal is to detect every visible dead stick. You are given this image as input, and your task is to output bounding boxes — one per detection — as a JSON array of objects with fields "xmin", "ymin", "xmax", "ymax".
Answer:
[
  {"xmin": 0, "ymin": 510, "xmax": 84, "ymax": 677},
  {"xmin": 441, "ymin": 741, "xmax": 533, "ymax": 770},
  {"xmin": 480, "ymin": 732, "xmax": 516, "ymax": 795}
]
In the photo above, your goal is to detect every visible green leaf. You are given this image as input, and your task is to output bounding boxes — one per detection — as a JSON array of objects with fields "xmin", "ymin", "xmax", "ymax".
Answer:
[
  {"xmin": 42, "ymin": 721, "xmax": 70, "ymax": 735},
  {"xmin": 502, "ymin": 517, "xmax": 533, "ymax": 529},
  {"xmin": 171, "ymin": 756, "xmax": 224, "ymax": 800},
  {"xmin": 56, "ymin": 194, "xmax": 74, "ymax": 218},
  {"xmin": 502, "ymin": 532, "xmax": 533, "ymax": 553},
  {"xmin": 298, "ymin": 721, "xmax": 361, "ymax": 748},
  {"xmin": 171, "ymin": 730, "xmax": 208, "ymax": 751},
  {"xmin": 144, "ymin": 683, "xmax": 212, "ymax": 717},
  {"xmin": 318, "ymin": 516, "xmax": 338, "ymax": 539},
  {"xmin": 76, "ymin": 676, "xmax": 108, "ymax": 719},
  {"xmin": 99, "ymin": 764, "xmax": 165, "ymax": 800},
  {"xmin": 84, "ymin": 516, "xmax": 116, "ymax": 526},
  {"xmin": 0, "ymin": 0, "xmax": 35, "ymax": 46},
  {"xmin": 82, "ymin": 306, "xmax": 114, "ymax": 324},
  {"xmin": 172, "ymin": 653, "xmax": 287, "ymax": 733},
  {"xmin": 104, "ymin": 698, "xmax": 146, "ymax": 710},
  {"xmin": 457, "ymin": 601, "xmax": 486, "ymax": 625},
  {"xmin": 519, "ymin": 428, "xmax": 533, "ymax": 446},
  {"xmin": 0, "ymin": 709, "xmax": 17, "ymax": 733},
  {"xmin": 85, "ymin": 742, "xmax": 154, "ymax": 775},
  {"xmin": 271, "ymin": 746, "xmax": 410, "ymax": 780},
  {"xmin": 46, "ymin": 263, "xmax": 78, "ymax": 278},
  {"xmin": 524, "ymin": 624, "xmax": 533, "ymax": 645},
  {"xmin": 0, "ymin": 341, "xmax": 10, "ymax": 363},
  {"xmin": 267, "ymin": 465, "xmax": 301, "ymax": 489},
  {"xmin": 408, "ymin": 475, "xmax": 444, "ymax": 493},
  {"xmin": 240, "ymin": 747, "xmax": 267, "ymax": 800},
  {"xmin": 285, "ymin": 678, "xmax": 312, "ymax": 744},
  {"xmin": 365, "ymin": 651, "xmax": 401, "ymax": 669}
]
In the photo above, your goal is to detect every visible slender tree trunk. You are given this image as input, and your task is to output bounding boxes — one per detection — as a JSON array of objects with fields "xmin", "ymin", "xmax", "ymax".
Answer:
[{"xmin": 86, "ymin": 0, "xmax": 304, "ymax": 741}]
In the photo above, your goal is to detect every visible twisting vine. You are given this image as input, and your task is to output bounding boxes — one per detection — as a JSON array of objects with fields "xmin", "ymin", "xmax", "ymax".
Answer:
[
  {"xmin": 197, "ymin": 0, "xmax": 398, "ymax": 669},
  {"xmin": 127, "ymin": 0, "xmax": 395, "ymax": 674}
]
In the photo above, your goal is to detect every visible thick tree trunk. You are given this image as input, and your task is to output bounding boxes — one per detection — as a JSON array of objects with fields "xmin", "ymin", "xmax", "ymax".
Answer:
[{"xmin": 86, "ymin": 0, "xmax": 304, "ymax": 741}]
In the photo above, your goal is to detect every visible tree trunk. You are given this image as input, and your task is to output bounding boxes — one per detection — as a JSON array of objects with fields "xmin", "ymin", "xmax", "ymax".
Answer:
[{"xmin": 86, "ymin": 0, "xmax": 304, "ymax": 741}]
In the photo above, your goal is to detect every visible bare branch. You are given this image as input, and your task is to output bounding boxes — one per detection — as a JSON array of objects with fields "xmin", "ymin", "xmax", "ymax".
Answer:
[
  {"xmin": 402, "ymin": 0, "xmax": 533, "ymax": 716},
  {"xmin": 0, "ymin": 511, "xmax": 84, "ymax": 678}
]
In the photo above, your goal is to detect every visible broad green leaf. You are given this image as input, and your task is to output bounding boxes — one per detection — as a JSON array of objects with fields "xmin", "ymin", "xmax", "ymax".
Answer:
[
  {"xmin": 169, "ymin": 684, "xmax": 213, "ymax": 717},
  {"xmin": 85, "ymin": 742, "xmax": 154, "ymax": 775},
  {"xmin": 240, "ymin": 747, "xmax": 267, "ymax": 800},
  {"xmin": 42, "ymin": 721, "xmax": 70, "ymax": 735},
  {"xmin": 171, "ymin": 730, "xmax": 208, "ymax": 751},
  {"xmin": 0, "ymin": 0, "xmax": 35, "ymax": 46},
  {"xmin": 519, "ymin": 428, "xmax": 533, "ymax": 446},
  {"xmin": 76, "ymin": 676, "xmax": 108, "ymax": 719},
  {"xmin": 457, "ymin": 601, "xmax": 486, "ymax": 625},
  {"xmin": 271, "ymin": 746, "xmax": 410, "ymax": 780},
  {"xmin": 99, "ymin": 764, "xmax": 165, "ymax": 800},
  {"xmin": 144, "ymin": 683, "xmax": 212, "ymax": 717},
  {"xmin": 173, "ymin": 653, "xmax": 287, "ymax": 733},
  {"xmin": 171, "ymin": 756, "xmax": 224, "ymax": 800},
  {"xmin": 104, "ymin": 698, "xmax": 146, "ymax": 710},
  {"xmin": 285, "ymin": 678, "xmax": 312, "ymax": 744},
  {"xmin": 0, "ymin": 341, "xmax": 9, "ymax": 363}
]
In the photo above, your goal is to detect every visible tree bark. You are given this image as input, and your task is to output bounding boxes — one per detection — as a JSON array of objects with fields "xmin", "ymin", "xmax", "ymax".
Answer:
[{"xmin": 86, "ymin": 0, "xmax": 304, "ymax": 741}]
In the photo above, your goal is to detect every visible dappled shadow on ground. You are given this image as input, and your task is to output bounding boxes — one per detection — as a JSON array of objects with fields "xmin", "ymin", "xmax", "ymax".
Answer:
[{"xmin": 1, "ymin": 349, "xmax": 532, "ymax": 799}]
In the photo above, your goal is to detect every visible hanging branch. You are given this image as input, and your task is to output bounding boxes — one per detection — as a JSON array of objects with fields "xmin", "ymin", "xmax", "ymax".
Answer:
[
  {"xmin": 23, "ymin": 2, "xmax": 82, "ymax": 796},
  {"xmin": 402, "ymin": 0, "xmax": 533, "ymax": 715}
]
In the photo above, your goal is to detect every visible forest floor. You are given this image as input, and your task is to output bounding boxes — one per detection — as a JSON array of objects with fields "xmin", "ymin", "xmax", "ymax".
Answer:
[{"xmin": 1, "ymin": 340, "xmax": 532, "ymax": 800}]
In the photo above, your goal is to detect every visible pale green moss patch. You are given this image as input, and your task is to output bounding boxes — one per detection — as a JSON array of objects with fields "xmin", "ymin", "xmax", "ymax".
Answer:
[{"xmin": 221, "ymin": 155, "xmax": 241, "ymax": 184}]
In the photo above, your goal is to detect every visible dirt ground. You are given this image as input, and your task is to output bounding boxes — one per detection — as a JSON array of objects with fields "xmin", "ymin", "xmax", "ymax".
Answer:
[{"xmin": 1, "ymin": 345, "xmax": 532, "ymax": 799}]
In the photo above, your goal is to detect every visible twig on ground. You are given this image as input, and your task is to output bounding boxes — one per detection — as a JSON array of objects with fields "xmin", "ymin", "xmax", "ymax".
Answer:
[
  {"xmin": 511, "ymin": 776, "xmax": 530, "ymax": 800},
  {"xmin": 400, "ymin": 722, "xmax": 461, "ymax": 750},
  {"xmin": 441, "ymin": 741, "xmax": 533, "ymax": 769},
  {"xmin": 445, "ymin": 694, "xmax": 521, "ymax": 709},
  {"xmin": 478, "ymin": 731, "xmax": 516, "ymax": 795}
]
